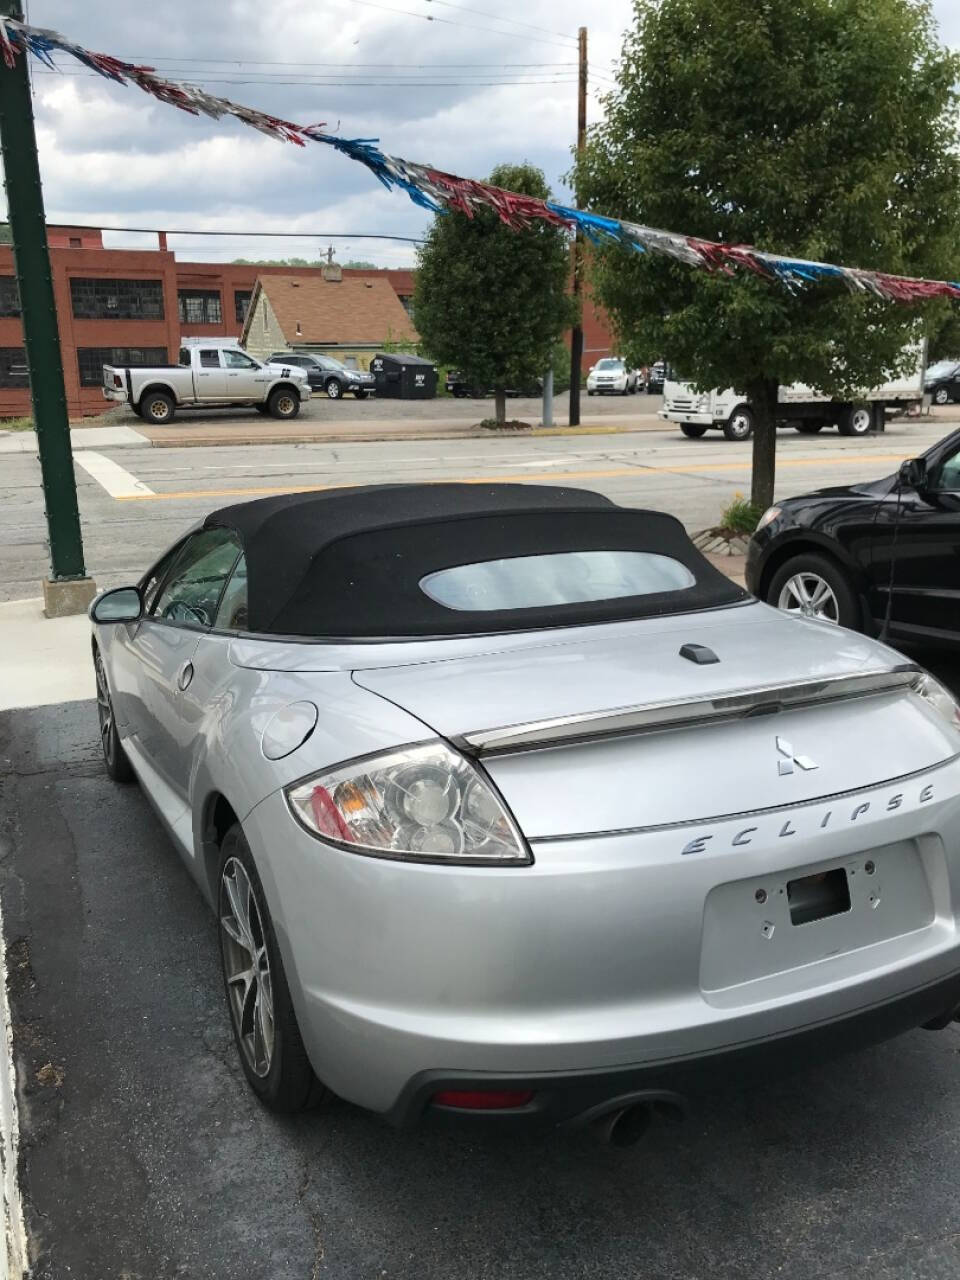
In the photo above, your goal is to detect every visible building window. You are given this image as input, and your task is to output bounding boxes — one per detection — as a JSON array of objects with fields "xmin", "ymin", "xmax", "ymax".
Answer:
[
  {"xmin": 178, "ymin": 290, "xmax": 222, "ymax": 325},
  {"xmin": 234, "ymin": 290, "xmax": 253, "ymax": 324},
  {"xmin": 0, "ymin": 347, "xmax": 28, "ymax": 387},
  {"xmin": 76, "ymin": 346, "xmax": 168, "ymax": 387},
  {"xmin": 69, "ymin": 237, "xmax": 82, "ymax": 248},
  {"xmin": 70, "ymin": 277, "xmax": 164, "ymax": 320},
  {"xmin": 0, "ymin": 277, "xmax": 21, "ymax": 317}
]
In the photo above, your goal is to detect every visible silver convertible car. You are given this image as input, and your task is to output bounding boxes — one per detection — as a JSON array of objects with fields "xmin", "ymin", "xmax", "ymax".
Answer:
[{"xmin": 90, "ymin": 484, "xmax": 960, "ymax": 1143}]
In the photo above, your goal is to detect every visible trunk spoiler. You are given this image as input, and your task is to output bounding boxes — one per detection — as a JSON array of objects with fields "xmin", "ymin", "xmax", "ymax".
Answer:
[{"xmin": 454, "ymin": 666, "xmax": 921, "ymax": 757}]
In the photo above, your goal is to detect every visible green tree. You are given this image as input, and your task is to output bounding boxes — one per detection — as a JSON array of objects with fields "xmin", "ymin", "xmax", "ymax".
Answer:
[
  {"xmin": 575, "ymin": 0, "xmax": 960, "ymax": 508},
  {"xmin": 413, "ymin": 162, "xmax": 577, "ymax": 425}
]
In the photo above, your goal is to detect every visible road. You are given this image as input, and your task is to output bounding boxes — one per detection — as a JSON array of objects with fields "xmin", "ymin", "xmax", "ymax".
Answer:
[{"xmin": 2, "ymin": 414, "xmax": 955, "ymax": 601}]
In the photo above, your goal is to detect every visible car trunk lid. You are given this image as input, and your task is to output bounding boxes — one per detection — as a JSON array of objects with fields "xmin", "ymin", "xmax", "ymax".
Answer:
[{"xmin": 352, "ymin": 608, "xmax": 955, "ymax": 838}]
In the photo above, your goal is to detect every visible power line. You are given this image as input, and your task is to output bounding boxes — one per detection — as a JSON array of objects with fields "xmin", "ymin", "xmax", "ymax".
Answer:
[
  {"xmin": 125, "ymin": 57, "xmax": 579, "ymax": 68},
  {"xmin": 18, "ymin": 223, "xmax": 426, "ymax": 243},
  {"xmin": 341, "ymin": 0, "xmax": 578, "ymax": 50},
  {"xmin": 32, "ymin": 68, "xmax": 577, "ymax": 87},
  {"xmin": 420, "ymin": 0, "xmax": 577, "ymax": 43}
]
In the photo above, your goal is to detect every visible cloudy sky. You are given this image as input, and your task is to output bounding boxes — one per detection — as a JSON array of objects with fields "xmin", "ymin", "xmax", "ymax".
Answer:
[{"xmin": 9, "ymin": 0, "xmax": 960, "ymax": 268}]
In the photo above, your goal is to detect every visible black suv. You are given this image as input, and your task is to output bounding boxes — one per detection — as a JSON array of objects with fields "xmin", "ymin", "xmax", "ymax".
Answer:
[{"xmin": 267, "ymin": 352, "xmax": 376, "ymax": 400}]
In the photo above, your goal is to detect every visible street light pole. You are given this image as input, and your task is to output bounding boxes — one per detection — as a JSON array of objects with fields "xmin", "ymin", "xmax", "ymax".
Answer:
[
  {"xmin": 567, "ymin": 25, "xmax": 587, "ymax": 428},
  {"xmin": 0, "ymin": 0, "xmax": 93, "ymax": 616}
]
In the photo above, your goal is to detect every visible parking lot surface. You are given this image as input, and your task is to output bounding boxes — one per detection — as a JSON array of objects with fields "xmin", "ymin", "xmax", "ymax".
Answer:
[{"xmin": 2, "ymin": 654, "xmax": 960, "ymax": 1278}]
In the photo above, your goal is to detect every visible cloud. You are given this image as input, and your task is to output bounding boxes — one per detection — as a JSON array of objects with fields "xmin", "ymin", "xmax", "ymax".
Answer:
[{"xmin": 7, "ymin": 0, "xmax": 958, "ymax": 269}]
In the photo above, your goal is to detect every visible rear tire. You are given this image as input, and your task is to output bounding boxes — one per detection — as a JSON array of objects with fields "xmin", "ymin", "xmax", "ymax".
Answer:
[
  {"xmin": 723, "ymin": 405, "xmax": 754, "ymax": 441},
  {"xmin": 794, "ymin": 421, "xmax": 825, "ymax": 434},
  {"xmin": 218, "ymin": 824, "xmax": 327, "ymax": 1114},
  {"xmin": 933, "ymin": 386, "xmax": 950, "ymax": 405},
  {"xmin": 680, "ymin": 423, "xmax": 708, "ymax": 438},
  {"xmin": 325, "ymin": 378, "xmax": 343, "ymax": 400},
  {"xmin": 766, "ymin": 553, "xmax": 859, "ymax": 629},
  {"xmin": 267, "ymin": 387, "xmax": 300, "ymax": 420},
  {"xmin": 139, "ymin": 391, "xmax": 176, "ymax": 425},
  {"xmin": 838, "ymin": 404, "xmax": 872, "ymax": 436},
  {"xmin": 94, "ymin": 649, "xmax": 135, "ymax": 783}
]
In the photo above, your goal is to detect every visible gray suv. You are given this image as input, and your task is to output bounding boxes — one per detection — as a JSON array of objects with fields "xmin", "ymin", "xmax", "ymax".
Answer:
[{"xmin": 267, "ymin": 352, "xmax": 376, "ymax": 400}]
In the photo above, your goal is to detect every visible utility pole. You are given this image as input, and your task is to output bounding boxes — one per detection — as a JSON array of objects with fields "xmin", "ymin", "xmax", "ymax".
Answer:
[
  {"xmin": 568, "ymin": 25, "xmax": 587, "ymax": 427},
  {"xmin": 0, "ymin": 0, "xmax": 93, "ymax": 616}
]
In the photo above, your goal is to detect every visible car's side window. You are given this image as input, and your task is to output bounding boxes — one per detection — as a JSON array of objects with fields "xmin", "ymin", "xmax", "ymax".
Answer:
[
  {"xmin": 151, "ymin": 531, "xmax": 242, "ymax": 628},
  {"xmin": 934, "ymin": 447, "xmax": 960, "ymax": 492},
  {"xmin": 199, "ymin": 349, "xmax": 222, "ymax": 369},
  {"xmin": 214, "ymin": 554, "xmax": 248, "ymax": 631},
  {"xmin": 222, "ymin": 350, "xmax": 259, "ymax": 370},
  {"xmin": 140, "ymin": 544, "xmax": 184, "ymax": 615}
]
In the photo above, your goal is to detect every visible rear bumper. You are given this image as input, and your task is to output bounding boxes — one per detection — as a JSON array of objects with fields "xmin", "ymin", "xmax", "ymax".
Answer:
[
  {"xmin": 102, "ymin": 387, "xmax": 128, "ymax": 403},
  {"xmin": 243, "ymin": 755, "xmax": 960, "ymax": 1122},
  {"xmin": 389, "ymin": 968, "xmax": 960, "ymax": 1128}
]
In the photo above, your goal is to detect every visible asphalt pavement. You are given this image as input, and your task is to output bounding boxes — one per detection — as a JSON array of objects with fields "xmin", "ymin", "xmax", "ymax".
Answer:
[
  {"xmin": 4, "ymin": 687, "xmax": 960, "ymax": 1279},
  {"xmin": 2, "ymin": 414, "xmax": 956, "ymax": 602}
]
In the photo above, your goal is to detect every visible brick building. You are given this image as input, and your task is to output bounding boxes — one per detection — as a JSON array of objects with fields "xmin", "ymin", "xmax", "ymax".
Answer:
[{"xmin": 0, "ymin": 228, "xmax": 613, "ymax": 419}]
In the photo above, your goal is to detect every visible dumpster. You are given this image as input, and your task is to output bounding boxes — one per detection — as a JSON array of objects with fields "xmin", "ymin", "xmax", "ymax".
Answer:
[{"xmin": 370, "ymin": 352, "xmax": 438, "ymax": 399}]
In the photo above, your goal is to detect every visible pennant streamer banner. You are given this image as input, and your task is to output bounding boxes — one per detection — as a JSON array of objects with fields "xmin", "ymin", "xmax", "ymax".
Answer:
[{"xmin": 3, "ymin": 15, "xmax": 959, "ymax": 306}]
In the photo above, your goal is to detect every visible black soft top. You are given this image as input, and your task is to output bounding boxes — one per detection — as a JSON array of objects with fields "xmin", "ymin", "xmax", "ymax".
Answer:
[{"xmin": 203, "ymin": 483, "xmax": 746, "ymax": 638}]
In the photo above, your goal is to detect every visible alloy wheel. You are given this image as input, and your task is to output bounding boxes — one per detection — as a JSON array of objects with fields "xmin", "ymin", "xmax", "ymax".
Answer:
[
  {"xmin": 934, "ymin": 387, "xmax": 950, "ymax": 405},
  {"xmin": 777, "ymin": 572, "xmax": 840, "ymax": 623},
  {"xmin": 276, "ymin": 395, "xmax": 295, "ymax": 416},
  {"xmin": 94, "ymin": 653, "xmax": 115, "ymax": 767},
  {"xmin": 220, "ymin": 857, "xmax": 275, "ymax": 1078}
]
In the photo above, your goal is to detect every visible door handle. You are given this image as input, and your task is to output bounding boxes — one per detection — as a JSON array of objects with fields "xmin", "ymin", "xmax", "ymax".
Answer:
[{"xmin": 177, "ymin": 661, "xmax": 194, "ymax": 691}]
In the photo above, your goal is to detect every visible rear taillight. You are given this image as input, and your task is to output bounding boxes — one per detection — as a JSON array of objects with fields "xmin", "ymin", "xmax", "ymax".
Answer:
[
  {"xmin": 113, "ymin": 374, "xmax": 123, "ymax": 388},
  {"xmin": 432, "ymin": 1090, "xmax": 534, "ymax": 1110}
]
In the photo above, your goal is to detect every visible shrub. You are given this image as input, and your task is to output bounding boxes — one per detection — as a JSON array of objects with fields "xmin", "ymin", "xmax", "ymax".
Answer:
[{"xmin": 719, "ymin": 493, "xmax": 763, "ymax": 535}]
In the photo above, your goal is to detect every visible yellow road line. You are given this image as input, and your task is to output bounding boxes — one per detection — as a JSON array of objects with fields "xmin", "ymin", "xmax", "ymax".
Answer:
[{"xmin": 114, "ymin": 450, "xmax": 911, "ymax": 502}]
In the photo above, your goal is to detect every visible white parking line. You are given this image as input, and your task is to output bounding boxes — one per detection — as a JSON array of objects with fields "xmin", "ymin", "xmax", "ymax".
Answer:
[{"xmin": 74, "ymin": 452, "xmax": 155, "ymax": 499}]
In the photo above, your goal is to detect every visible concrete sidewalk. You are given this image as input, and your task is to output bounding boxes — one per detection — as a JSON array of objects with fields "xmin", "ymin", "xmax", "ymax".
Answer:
[
  {"xmin": 0, "ymin": 425, "xmax": 147, "ymax": 454},
  {"xmin": 0, "ymin": 600, "xmax": 94, "ymax": 711}
]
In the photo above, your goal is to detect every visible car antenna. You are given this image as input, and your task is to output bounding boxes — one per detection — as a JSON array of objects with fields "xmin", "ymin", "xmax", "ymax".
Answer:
[{"xmin": 879, "ymin": 470, "xmax": 905, "ymax": 645}]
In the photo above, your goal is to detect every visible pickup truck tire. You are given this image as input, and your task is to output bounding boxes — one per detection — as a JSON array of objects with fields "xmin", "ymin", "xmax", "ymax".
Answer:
[
  {"xmin": 139, "ymin": 390, "xmax": 176, "ymax": 425},
  {"xmin": 325, "ymin": 378, "xmax": 343, "ymax": 400},
  {"xmin": 268, "ymin": 387, "xmax": 301, "ymax": 420},
  {"xmin": 680, "ymin": 423, "xmax": 708, "ymax": 438}
]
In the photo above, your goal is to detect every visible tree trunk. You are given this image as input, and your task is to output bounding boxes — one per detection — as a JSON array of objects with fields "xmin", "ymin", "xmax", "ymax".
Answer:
[
  {"xmin": 494, "ymin": 387, "xmax": 507, "ymax": 426},
  {"xmin": 747, "ymin": 378, "xmax": 779, "ymax": 512}
]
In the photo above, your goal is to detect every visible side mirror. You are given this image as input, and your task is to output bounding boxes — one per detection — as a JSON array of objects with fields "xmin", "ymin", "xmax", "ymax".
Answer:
[
  {"xmin": 90, "ymin": 586, "xmax": 143, "ymax": 624},
  {"xmin": 898, "ymin": 458, "xmax": 926, "ymax": 490}
]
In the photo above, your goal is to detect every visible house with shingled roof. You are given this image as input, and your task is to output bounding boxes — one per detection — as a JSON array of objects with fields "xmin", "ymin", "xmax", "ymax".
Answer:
[{"xmin": 240, "ymin": 265, "xmax": 419, "ymax": 369}]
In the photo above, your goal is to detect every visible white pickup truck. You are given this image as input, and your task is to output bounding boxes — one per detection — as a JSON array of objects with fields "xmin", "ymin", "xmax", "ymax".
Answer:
[
  {"xmin": 102, "ymin": 339, "xmax": 311, "ymax": 425},
  {"xmin": 659, "ymin": 345, "xmax": 927, "ymax": 441}
]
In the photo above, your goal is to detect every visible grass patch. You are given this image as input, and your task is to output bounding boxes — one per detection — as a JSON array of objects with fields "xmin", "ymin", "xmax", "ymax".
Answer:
[
  {"xmin": 0, "ymin": 415, "xmax": 33, "ymax": 432},
  {"xmin": 718, "ymin": 493, "xmax": 763, "ymax": 535},
  {"xmin": 479, "ymin": 417, "xmax": 532, "ymax": 430}
]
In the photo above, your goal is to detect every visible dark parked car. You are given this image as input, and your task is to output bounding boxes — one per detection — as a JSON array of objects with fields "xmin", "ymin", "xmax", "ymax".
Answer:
[
  {"xmin": 646, "ymin": 361, "xmax": 665, "ymax": 394},
  {"xmin": 924, "ymin": 360, "xmax": 960, "ymax": 406},
  {"xmin": 746, "ymin": 428, "xmax": 960, "ymax": 647},
  {"xmin": 267, "ymin": 352, "xmax": 375, "ymax": 400}
]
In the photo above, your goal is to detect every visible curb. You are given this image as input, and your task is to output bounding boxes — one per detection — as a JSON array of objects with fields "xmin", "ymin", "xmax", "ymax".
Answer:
[
  {"xmin": 141, "ymin": 420, "xmax": 664, "ymax": 449},
  {"xmin": 0, "ymin": 899, "xmax": 26, "ymax": 1279}
]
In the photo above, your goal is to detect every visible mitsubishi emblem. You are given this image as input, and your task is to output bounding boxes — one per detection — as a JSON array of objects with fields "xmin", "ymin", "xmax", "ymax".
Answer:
[{"xmin": 776, "ymin": 736, "xmax": 818, "ymax": 776}]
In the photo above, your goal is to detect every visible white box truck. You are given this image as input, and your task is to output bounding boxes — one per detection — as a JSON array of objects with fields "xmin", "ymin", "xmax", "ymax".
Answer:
[{"xmin": 659, "ymin": 346, "xmax": 927, "ymax": 441}]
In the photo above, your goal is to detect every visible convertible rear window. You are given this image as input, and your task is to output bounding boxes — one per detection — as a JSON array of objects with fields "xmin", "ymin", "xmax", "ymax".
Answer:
[{"xmin": 420, "ymin": 551, "xmax": 695, "ymax": 612}]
